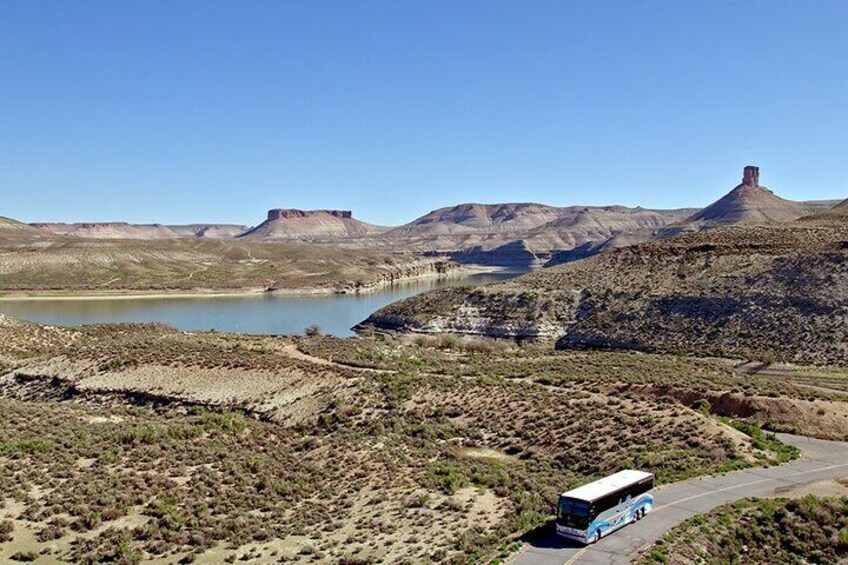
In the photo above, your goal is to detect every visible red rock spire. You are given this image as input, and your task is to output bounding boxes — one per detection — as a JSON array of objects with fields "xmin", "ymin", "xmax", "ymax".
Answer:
[{"xmin": 742, "ymin": 165, "xmax": 760, "ymax": 187}]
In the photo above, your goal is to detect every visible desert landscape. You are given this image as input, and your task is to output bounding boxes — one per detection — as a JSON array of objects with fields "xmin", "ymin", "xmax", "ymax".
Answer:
[
  {"xmin": 2, "ymin": 312, "xmax": 846, "ymax": 563},
  {"xmin": 5, "ymin": 2, "xmax": 848, "ymax": 563},
  {"xmin": 1, "ymin": 166, "xmax": 848, "ymax": 564}
]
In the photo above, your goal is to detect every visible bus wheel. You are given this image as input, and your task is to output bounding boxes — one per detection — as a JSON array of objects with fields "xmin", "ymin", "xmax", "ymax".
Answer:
[{"xmin": 594, "ymin": 530, "xmax": 601, "ymax": 543}]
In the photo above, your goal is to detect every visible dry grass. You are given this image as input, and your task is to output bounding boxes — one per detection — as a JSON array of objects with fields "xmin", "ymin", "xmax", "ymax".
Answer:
[
  {"xmin": 0, "ymin": 317, "xmax": 838, "ymax": 563},
  {"xmin": 0, "ymin": 236, "xmax": 454, "ymax": 293}
]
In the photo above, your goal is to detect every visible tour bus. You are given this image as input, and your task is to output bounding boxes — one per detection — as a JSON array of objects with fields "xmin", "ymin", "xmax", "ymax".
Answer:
[{"xmin": 556, "ymin": 469, "xmax": 654, "ymax": 544}]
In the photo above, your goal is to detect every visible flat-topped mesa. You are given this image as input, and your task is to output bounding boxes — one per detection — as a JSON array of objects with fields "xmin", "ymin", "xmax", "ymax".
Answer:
[
  {"xmin": 742, "ymin": 165, "xmax": 760, "ymax": 187},
  {"xmin": 267, "ymin": 209, "xmax": 353, "ymax": 221},
  {"xmin": 241, "ymin": 209, "xmax": 383, "ymax": 240}
]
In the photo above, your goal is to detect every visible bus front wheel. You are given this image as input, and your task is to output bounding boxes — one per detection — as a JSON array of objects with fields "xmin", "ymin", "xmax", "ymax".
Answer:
[{"xmin": 594, "ymin": 530, "xmax": 601, "ymax": 543}]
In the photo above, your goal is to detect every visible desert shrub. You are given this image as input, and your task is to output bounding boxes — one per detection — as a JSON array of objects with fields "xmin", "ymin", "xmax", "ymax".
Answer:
[
  {"xmin": 305, "ymin": 324, "xmax": 322, "ymax": 337},
  {"xmin": 719, "ymin": 417, "xmax": 799, "ymax": 464},
  {"xmin": 691, "ymin": 398, "xmax": 711, "ymax": 414},
  {"xmin": 0, "ymin": 519, "xmax": 13, "ymax": 542},
  {"xmin": 637, "ymin": 496, "xmax": 848, "ymax": 565}
]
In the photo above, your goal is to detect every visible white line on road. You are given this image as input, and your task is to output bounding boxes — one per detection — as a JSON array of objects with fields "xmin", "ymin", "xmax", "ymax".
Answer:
[
  {"xmin": 658, "ymin": 461, "xmax": 848, "ymax": 509},
  {"xmin": 562, "ymin": 461, "xmax": 848, "ymax": 565}
]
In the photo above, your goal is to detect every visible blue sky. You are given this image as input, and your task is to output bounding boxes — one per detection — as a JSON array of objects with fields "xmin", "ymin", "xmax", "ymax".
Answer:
[{"xmin": 2, "ymin": 1, "xmax": 847, "ymax": 226}]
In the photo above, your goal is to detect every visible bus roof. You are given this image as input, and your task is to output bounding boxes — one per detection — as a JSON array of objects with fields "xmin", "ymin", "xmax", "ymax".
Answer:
[{"xmin": 560, "ymin": 470, "xmax": 653, "ymax": 502}]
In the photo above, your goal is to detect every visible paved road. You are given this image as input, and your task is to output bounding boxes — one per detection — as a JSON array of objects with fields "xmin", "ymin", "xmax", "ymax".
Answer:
[{"xmin": 514, "ymin": 434, "xmax": 848, "ymax": 565}]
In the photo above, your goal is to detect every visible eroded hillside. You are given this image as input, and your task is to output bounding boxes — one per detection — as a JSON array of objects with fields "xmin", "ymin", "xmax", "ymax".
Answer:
[{"xmin": 361, "ymin": 221, "xmax": 848, "ymax": 366}]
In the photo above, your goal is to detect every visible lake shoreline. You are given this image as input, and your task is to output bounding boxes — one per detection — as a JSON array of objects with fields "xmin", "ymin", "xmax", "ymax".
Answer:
[{"xmin": 0, "ymin": 264, "xmax": 519, "ymax": 302}]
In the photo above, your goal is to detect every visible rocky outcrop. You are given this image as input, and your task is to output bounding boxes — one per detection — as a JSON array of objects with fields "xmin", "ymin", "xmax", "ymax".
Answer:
[
  {"xmin": 266, "ymin": 209, "xmax": 353, "ymax": 221},
  {"xmin": 239, "ymin": 209, "xmax": 387, "ymax": 241},
  {"xmin": 330, "ymin": 258, "xmax": 461, "ymax": 294},
  {"xmin": 742, "ymin": 165, "xmax": 760, "ymax": 186},
  {"xmin": 359, "ymin": 222, "xmax": 848, "ymax": 366},
  {"xmin": 666, "ymin": 166, "xmax": 810, "ymax": 231},
  {"xmin": 546, "ymin": 167, "xmax": 830, "ymax": 267}
]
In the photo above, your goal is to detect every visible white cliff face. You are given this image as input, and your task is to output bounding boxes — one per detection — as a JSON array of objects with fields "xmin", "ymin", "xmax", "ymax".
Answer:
[{"xmin": 362, "ymin": 285, "xmax": 581, "ymax": 338}]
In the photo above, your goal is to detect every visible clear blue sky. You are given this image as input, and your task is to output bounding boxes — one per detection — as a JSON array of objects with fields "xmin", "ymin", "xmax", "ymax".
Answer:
[{"xmin": 2, "ymin": 1, "xmax": 847, "ymax": 226}]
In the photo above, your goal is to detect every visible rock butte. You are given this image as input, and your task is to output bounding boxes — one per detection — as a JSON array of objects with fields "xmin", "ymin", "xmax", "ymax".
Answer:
[
  {"xmin": 11, "ymin": 166, "xmax": 848, "ymax": 268},
  {"xmin": 237, "ymin": 209, "xmax": 386, "ymax": 241}
]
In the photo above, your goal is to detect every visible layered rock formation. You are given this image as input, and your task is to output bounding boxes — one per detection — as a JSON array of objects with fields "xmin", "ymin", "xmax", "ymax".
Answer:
[
  {"xmin": 387, "ymin": 203, "xmax": 563, "ymax": 235},
  {"xmin": 238, "ymin": 209, "xmax": 387, "ymax": 241},
  {"xmin": 31, "ymin": 222, "xmax": 248, "ymax": 240},
  {"xmin": 367, "ymin": 203, "xmax": 696, "ymax": 267},
  {"xmin": 360, "ymin": 218, "xmax": 848, "ymax": 366},
  {"xmin": 547, "ymin": 167, "xmax": 832, "ymax": 266},
  {"xmin": 267, "ymin": 209, "xmax": 353, "ymax": 221}
]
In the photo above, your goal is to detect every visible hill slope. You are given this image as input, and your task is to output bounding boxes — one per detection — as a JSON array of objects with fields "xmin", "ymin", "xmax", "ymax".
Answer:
[
  {"xmin": 360, "ymin": 220, "xmax": 848, "ymax": 366},
  {"xmin": 384, "ymin": 203, "xmax": 563, "ymax": 236},
  {"xmin": 801, "ymin": 197, "xmax": 848, "ymax": 221},
  {"xmin": 238, "ymin": 209, "xmax": 387, "ymax": 241},
  {"xmin": 31, "ymin": 222, "xmax": 248, "ymax": 239},
  {"xmin": 371, "ymin": 203, "xmax": 695, "ymax": 266},
  {"xmin": 0, "ymin": 216, "xmax": 52, "ymax": 243},
  {"xmin": 664, "ymin": 166, "xmax": 811, "ymax": 236},
  {"xmin": 0, "ymin": 237, "xmax": 455, "ymax": 294},
  {"xmin": 548, "ymin": 166, "xmax": 824, "ymax": 266}
]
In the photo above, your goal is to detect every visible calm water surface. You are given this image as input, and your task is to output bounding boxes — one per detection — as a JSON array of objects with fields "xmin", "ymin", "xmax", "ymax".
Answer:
[{"xmin": 0, "ymin": 270, "xmax": 525, "ymax": 337}]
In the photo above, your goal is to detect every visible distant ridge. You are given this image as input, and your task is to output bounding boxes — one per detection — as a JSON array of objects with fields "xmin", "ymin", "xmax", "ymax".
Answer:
[
  {"xmin": 375, "ymin": 202, "xmax": 695, "ymax": 267},
  {"xmin": 237, "ymin": 209, "xmax": 387, "ymax": 241},
  {"xmin": 30, "ymin": 222, "xmax": 248, "ymax": 240},
  {"xmin": 801, "ymin": 197, "xmax": 848, "ymax": 221},
  {"xmin": 385, "ymin": 203, "xmax": 563, "ymax": 236}
]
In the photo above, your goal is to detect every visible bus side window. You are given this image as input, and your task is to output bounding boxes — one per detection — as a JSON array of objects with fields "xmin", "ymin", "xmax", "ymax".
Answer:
[{"xmin": 599, "ymin": 493, "xmax": 618, "ymax": 514}]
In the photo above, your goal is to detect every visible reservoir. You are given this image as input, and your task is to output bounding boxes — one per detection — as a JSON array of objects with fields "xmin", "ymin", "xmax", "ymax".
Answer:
[{"xmin": 0, "ymin": 269, "xmax": 524, "ymax": 337}]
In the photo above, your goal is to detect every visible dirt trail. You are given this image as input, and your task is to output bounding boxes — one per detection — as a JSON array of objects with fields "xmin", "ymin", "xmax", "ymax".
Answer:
[
  {"xmin": 732, "ymin": 361, "xmax": 848, "ymax": 395},
  {"xmin": 280, "ymin": 344, "xmax": 392, "ymax": 374}
]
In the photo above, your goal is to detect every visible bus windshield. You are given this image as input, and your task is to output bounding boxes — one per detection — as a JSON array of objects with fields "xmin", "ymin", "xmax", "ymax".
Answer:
[{"xmin": 557, "ymin": 497, "xmax": 591, "ymax": 530}]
